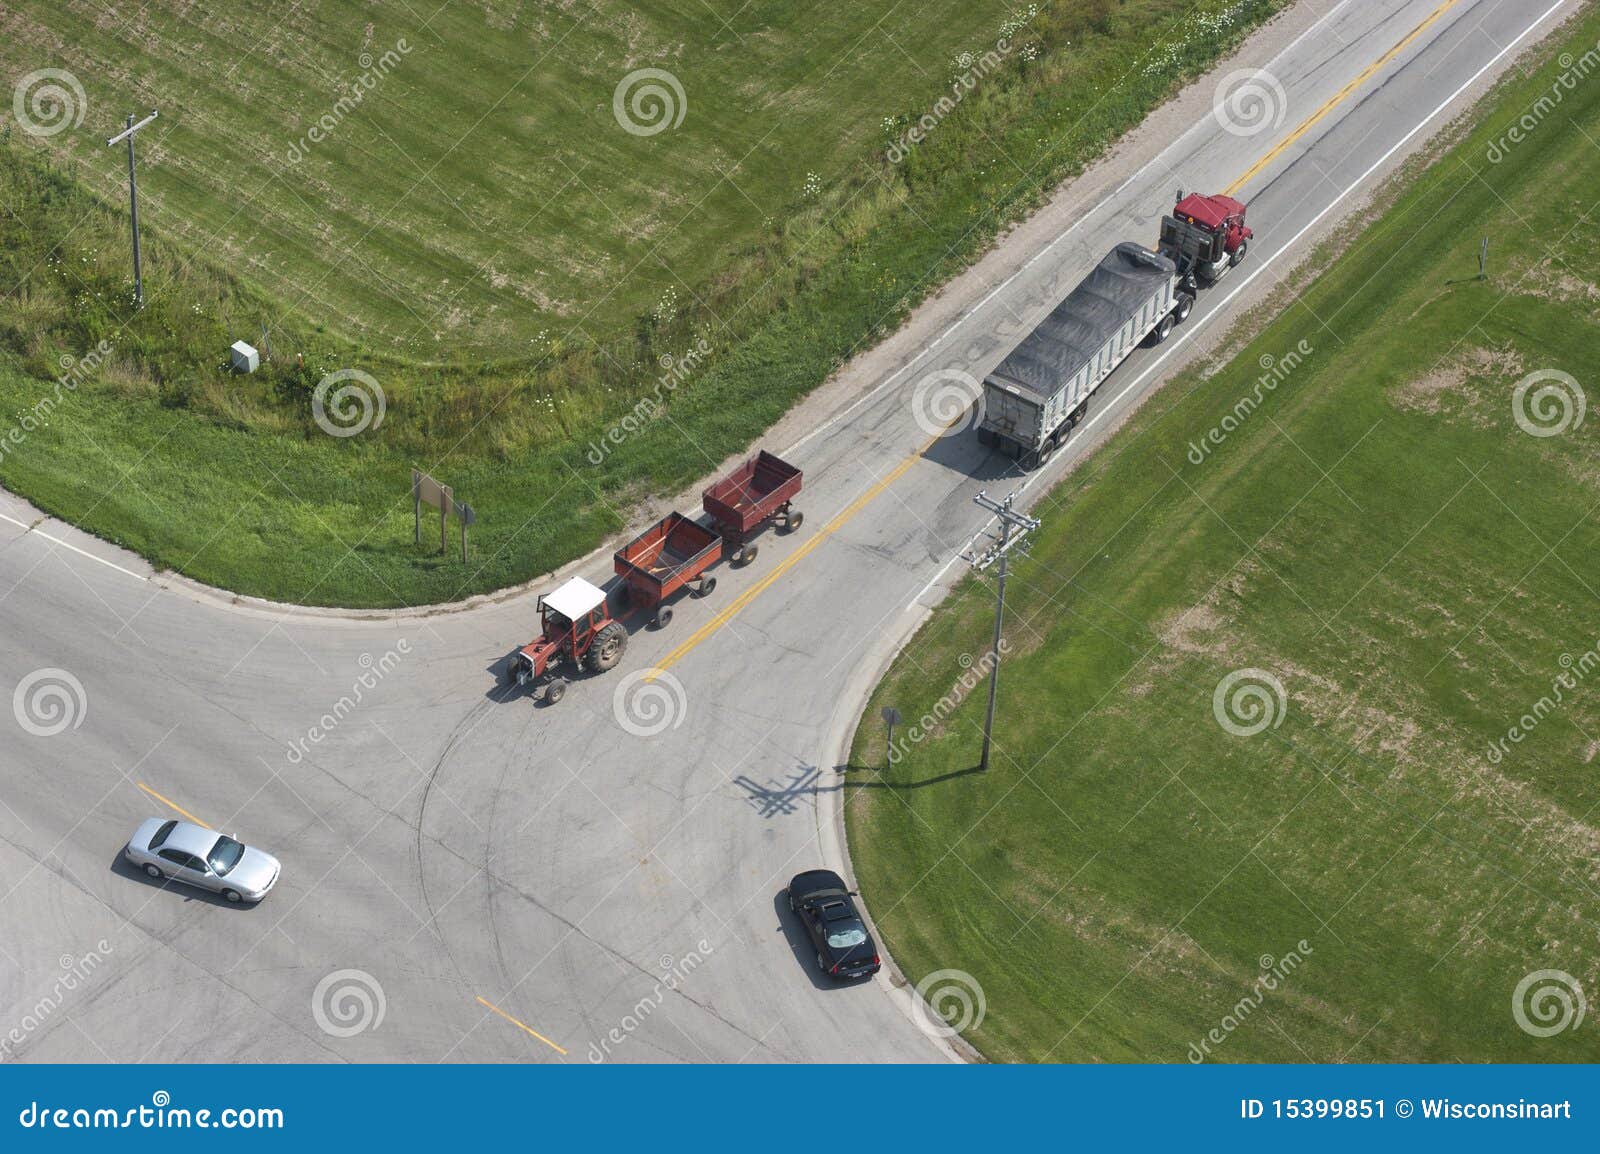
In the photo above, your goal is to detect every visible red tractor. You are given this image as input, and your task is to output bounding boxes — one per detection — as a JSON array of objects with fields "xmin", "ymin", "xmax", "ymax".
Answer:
[
  {"xmin": 509, "ymin": 576, "xmax": 627, "ymax": 704},
  {"xmin": 1157, "ymin": 190, "xmax": 1252, "ymax": 290}
]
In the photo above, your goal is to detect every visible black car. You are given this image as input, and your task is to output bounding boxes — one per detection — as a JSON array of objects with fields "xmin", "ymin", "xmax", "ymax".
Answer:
[{"xmin": 786, "ymin": 869, "xmax": 881, "ymax": 980}]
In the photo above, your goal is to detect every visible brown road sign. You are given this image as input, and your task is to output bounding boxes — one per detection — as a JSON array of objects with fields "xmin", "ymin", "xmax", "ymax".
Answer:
[{"xmin": 413, "ymin": 469, "xmax": 453, "ymax": 551}]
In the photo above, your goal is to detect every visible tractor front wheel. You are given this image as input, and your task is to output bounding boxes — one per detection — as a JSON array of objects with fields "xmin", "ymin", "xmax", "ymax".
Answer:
[
  {"xmin": 545, "ymin": 678, "xmax": 569, "ymax": 705},
  {"xmin": 587, "ymin": 622, "xmax": 628, "ymax": 673},
  {"xmin": 1230, "ymin": 239, "xmax": 1248, "ymax": 268}
]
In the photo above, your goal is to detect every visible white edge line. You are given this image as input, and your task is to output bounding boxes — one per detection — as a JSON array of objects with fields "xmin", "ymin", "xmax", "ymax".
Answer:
[
  {"xmin": 0, "ymin": 510, "xmax": 150, "ymax": 583},
  {"xmin": 782, "ymin": 0, "xmax": 1362, "ymax": 459},
  {"xmin": 906, "ymin": 0, "xmax": 1570, "ymax": 610}
]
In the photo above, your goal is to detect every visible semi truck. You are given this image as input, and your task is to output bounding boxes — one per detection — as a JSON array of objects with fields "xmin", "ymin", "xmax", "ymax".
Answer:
[{"xmin": 978, "ymin": 191, "xmax": 1251, "ymax": 467}]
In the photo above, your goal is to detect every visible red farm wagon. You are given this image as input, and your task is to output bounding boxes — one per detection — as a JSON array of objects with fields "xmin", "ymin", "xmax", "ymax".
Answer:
[
  {"xmin": 613, "ymin": 512, "xmax": 722, "ymax": 629},
  {"xmin": 702, "ymin": 449, "xmax": 804, "ymax": 566}
]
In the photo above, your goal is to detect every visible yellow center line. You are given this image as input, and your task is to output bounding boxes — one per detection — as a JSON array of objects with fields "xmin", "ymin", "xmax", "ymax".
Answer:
[
  {"xmin": 1223, "ymin": 0, "xmax": 1463, "ymax": 197},
  {"xmin": 136, "ymin": 782, "xmax": 211, "ymax": 829},
  {"xmin": 647, "ymin": 430, "xmax": 943, "ymax": 679},
  {"xmin": 643, "ymin": 1, "xmax": 1460, "ymax": 676},
  {"xmin": 475, "ymin": 995, "xmax": 568, "ymax": 1054}
]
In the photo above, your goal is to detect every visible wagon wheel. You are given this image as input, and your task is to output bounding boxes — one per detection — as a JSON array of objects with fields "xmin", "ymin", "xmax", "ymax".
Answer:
[
  {"xmin": 697, "ymin": 575, "xmax": 717, "ymax": 598},
  {"xmin": 784, "ymin": 510, "xmax": 804, "ymax": 533},
  {"xmin": 586, "ymin": 622, "xmax": 628, "ymax": 673},
  {"xmin": 654, "ymin": 606, "xmax": 674, "ymax": 629},
  {"xmin": 544, "ymin": 678, "xmax": 569, "ymax": 705},
  {"xmin": 740, "ymin": 543, "xmax": 759, "ymax": 566}
]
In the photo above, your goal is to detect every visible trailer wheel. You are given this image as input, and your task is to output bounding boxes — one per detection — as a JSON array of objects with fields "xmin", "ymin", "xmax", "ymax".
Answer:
[
  {"xmin": 544, "ymin": 678, "xmax": 568, "ymax": 705},
  {"xmin": 697, "ymin": 575, "xmax": 717, "ymax": 598},
  {"xmin": 587, "ymin": 623, "xmax": 628, "ymax": 673},
  {"xmin": 1175, "ymin": 293, "xmax": 1195, "ymax": 323},
  {"xmin": 654, "ymin": 606, "xmax": 674, "ymax": 629},
  {"xmin": 1229, "ymin": 239, "xmax": 1247, "ymax": 267},
  {"xmin": 785, "ymin": 511, "xmax": 804, "ymax": 533},
  {"xmin": 740, "ymin": 543, "xmax": 759, "ymax": 566},
  {"xmin": 1151, "ymin": 314, "xmax": 1175, "ymax": 344}
]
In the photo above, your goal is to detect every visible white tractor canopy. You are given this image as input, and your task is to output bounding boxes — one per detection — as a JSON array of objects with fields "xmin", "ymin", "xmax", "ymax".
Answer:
[{"xmin": 542, "ymin": 576, "xmax": 608, "ymax": 620}]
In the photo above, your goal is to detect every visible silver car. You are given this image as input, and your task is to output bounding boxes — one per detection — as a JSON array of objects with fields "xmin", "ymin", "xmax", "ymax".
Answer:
[{"xmin": 124, "ymin": 817, "xmax": 281, "ymax": 903}]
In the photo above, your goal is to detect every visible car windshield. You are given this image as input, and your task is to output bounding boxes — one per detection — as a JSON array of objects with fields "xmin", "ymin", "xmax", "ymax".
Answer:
[
  {"xmin": 208, "ymin": 836, "xmax": 246, "ymax": 875},
  {"xmin": 826, "ymin": 920, "xmax": 868, "ymax": 949}
]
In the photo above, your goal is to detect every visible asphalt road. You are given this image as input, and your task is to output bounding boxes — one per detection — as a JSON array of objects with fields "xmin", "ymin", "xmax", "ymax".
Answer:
[{"xmin": 0, "ymin": 0, "xmax": 1569, "ymax": 1063}]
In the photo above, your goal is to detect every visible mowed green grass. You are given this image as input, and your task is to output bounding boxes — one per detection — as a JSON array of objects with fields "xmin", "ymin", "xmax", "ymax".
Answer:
[
  {"xmin": 0, "ymin": 2, "xmax": 1286, "ymax": 606},
  {"xmin": 848, "ymin": 12, "xmax": 1600, "ymax": 1063},
  {"xmin": 5, "ymin": 0, "xmax": 1010, "ymax": 352}
]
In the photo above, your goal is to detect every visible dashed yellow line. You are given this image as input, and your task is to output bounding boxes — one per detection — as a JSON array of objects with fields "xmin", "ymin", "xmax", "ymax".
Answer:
[
  {"xmin": 1222, "ymin": 0, "xmax": 1463, "ymax": 197},
  {"xmin": 643, "ymin": 1, "xmax": 1461, "ymax": 675},
  {"xmin": 136, "ymin": 782, "xmax": 210, "ymax": 829},
  {"xmin": 476, "ymin": 995, "xmax": 568, "ymax": 1055}
]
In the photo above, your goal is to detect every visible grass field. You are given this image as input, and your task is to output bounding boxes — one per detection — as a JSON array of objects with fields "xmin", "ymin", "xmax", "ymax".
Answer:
[
  {"xmin": 847, "ymin": 9, "xmax": 1600, "ymax": 1063},
  {"xmin": 0, "ymin": 1, "xmax": 1284, "ymax": 605},
  {"xmin": 5, "ymin": 0, "xmax": 1012, "ymax": 353}
]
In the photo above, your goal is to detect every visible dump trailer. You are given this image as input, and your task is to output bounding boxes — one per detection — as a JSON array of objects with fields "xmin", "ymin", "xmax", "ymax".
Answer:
[{"xmin": 978, "ymin": 241, "xmax": 1184, "ymax": 467}]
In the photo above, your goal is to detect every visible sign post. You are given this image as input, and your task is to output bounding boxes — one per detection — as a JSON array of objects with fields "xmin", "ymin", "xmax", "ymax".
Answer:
[
  {"xmin": 880, "ymin": 706, "xmax": 902, "ymax": 769},
  {"xmin": 411, "ymin": 470, "xmax": 453, "ymax": 554},
  {"xmin": 454, "ymin": 500, "xmax": 476, "ymax": 563}
]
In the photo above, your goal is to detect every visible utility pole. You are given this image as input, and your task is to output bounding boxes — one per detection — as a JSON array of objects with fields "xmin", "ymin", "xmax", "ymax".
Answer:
[
  {"xmin": 106, "ymin": 110, "xmax": 159, "ymax": 308},
  {"xmin": 967, "ymin": 490, "xmax": 1040, "ymax": 771}
]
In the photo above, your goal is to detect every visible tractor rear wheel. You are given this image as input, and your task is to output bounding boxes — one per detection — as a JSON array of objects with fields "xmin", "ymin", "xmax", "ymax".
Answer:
[
  {"xmin": 587, "ymin": 623, "xmax": 628, "ymax": 673},
  {"xmin": 1152, "ymin": 314, "xmax": 1175, "ymax": 344},
  {"xmin": 544, "ymin": 678, "xmax": 568, "ymax": 705}
]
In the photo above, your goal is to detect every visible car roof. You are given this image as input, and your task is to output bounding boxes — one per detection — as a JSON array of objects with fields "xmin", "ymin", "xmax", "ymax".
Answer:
[{"xmin": 162, "ymin": 821, "xmax": 219, "ymax": 856}]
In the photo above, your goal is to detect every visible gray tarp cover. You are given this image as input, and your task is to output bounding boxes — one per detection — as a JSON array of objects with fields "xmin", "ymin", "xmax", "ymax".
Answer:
[{"xmin": 988, "ymin": 242, "xmax": 1176, "ymax": 402}]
